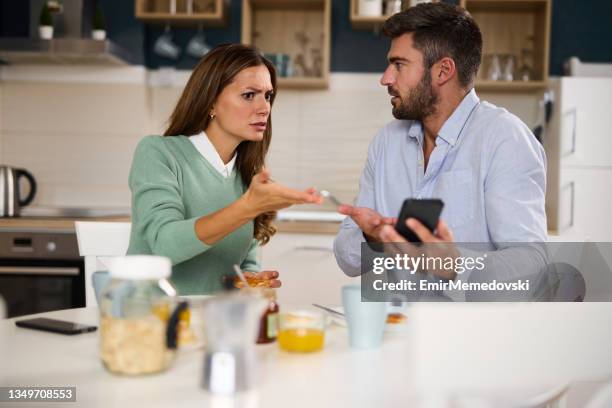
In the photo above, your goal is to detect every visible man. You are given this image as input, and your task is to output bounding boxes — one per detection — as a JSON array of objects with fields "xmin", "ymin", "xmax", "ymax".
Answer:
[{"xmin": 333, "ymin": 3, "xmax": 547, "ymax": 282}]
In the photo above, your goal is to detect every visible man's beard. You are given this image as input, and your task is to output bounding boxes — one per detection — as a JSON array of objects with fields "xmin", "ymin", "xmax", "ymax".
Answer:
[{"xmin": 390, "ymin": 70, "xmax": 438, "ymax": 121}]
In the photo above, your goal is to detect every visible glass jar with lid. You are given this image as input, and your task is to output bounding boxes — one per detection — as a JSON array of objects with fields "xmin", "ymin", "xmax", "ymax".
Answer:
[{"xmin": 99, "ymin": 255, "xmax": 182, "ymax": 375}]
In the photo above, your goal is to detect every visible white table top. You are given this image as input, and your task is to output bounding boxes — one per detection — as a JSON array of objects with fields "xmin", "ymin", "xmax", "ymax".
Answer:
[{"xmin": 0, "ymin": 307, "xmax": 566, "ymax": 408}]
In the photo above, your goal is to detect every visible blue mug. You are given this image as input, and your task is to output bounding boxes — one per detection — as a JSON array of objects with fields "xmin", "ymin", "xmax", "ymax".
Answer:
[{"xmin": 342, "ymin": 284, "xmax": 387, "ymax": 349}]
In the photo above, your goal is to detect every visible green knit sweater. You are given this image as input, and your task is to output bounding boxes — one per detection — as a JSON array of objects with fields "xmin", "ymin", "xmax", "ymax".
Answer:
[{"xmin": 127, "ymin": 135, "xmax": 260, "ymax": 295}]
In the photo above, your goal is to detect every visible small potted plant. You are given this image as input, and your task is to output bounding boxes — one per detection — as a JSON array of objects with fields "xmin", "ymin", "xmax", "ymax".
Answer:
[
  {"xmin": 92, "ymin": 5, "xmax": 106, "ymax": 40},
  {"xmin": 39, "ymin": 2, "xmax": 53, "ymax": 40}
]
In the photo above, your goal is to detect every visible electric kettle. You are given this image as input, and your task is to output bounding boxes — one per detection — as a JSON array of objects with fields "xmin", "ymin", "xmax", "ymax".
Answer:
[{"xmin": 0, "ymin": 166, "xmax": 37, "ymax": 217}]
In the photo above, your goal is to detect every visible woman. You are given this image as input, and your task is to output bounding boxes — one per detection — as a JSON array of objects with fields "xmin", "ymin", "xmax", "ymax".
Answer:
[{"xmin": 127, "ymin": 44, "xmax": 322, "ymax": 295}]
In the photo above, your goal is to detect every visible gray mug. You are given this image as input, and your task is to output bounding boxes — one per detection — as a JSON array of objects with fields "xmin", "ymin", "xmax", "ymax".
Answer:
[
  {"xmin": 186, "ymin": 32, "xmax": 211, "ymax": 58},
  {"xmin": 154, "ymin": 30, "xmax": 181, "ymax": 60}
]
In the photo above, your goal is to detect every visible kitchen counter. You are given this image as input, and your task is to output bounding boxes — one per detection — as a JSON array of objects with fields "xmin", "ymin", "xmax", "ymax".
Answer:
[
  {"xmin": 0, "ymin": 217, "xmax": 340, "ymax": 235},
  {"xmin": 0, "ymin": 207, "xmax": 131, "ymax": 232},
  {"xmin": 274, "ymin": 210, "xmax": 343, "ymax": 234},
  {"xmin": 0, "ymin": 215, "xmax": 131, "ymax": 232},
  {"xmin": 273, "ymin": 220, "xmax": 340, "ymax": 234},
  {"xmin": 0, "ymin": 210, "xmax": 343, "ymax": 234},
  {"xmin": 0, "ymin": 213, "xmax": 572, "ymax": 238}
]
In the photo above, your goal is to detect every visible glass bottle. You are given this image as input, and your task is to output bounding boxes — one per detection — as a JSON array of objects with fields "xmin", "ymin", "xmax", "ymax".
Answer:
[
  {"xmin": 256, "ymin": 288, "xmax": 279, "ymax": 344},
  {"xmin": 502, "ymin": 54, "xmax": 515, "ymax": 81},
  {"xmin": 519, "ymin": 48, "xmax": 534, "ymax": 81},
  {"xmin": 487, "ymin": 54, "xmax": 501, "ymax": 81}
]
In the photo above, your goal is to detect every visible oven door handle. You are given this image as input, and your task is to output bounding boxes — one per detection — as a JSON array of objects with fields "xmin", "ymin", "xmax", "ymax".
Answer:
[{"xmin": 0, "ymin": 266, "xmax": 80, "ymax": 276}]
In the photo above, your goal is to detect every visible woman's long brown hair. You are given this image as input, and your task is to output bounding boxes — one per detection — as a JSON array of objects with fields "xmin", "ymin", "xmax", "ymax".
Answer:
[{"xmin": 164, "ymin": 44, "xmax": 277, "ymax": 245}]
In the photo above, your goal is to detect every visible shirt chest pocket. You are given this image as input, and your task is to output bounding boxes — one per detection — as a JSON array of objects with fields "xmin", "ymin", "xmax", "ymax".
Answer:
[{"xmin": 434, "ymin": 169, "xmax": 474, "ymax": 229}]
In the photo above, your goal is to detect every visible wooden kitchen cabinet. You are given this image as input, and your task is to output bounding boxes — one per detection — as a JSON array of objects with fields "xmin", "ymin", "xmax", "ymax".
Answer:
[
  {"xmin": 460, "ymin": 0, "xmax": 551, "ymax": 92},
  {"xmin": 259, "ymin": 232, "xmax": 355, "ymax": 306},
  {"xmin": 241, "ymin": 0, "xmax": 331, "ymax": 89},
  {"xmin": 135, "ymin": 0, "xmax": 229, "ymax": 26}
]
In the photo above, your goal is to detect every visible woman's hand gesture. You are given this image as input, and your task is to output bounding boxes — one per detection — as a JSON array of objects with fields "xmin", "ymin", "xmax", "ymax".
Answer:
[{"xmin": 243, "ymin": 169, "xmax": 323, "ymax": 215}]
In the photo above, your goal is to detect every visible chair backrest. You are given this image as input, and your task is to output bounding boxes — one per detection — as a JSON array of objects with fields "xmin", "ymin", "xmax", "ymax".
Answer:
[
  {"xmin": 409, "ymin": 303, "xmax": 612, "ymax": 395},
  {"xmin": 547, "ymin": 241, "xmax": 612, "ymax": 301},
  {"xmin": 586, "ymin": 381, "xmax": 612, "ymax": 408},
  {"xmin": 75, "ymin": 221, "xmax": 131, "ymax": 307}
]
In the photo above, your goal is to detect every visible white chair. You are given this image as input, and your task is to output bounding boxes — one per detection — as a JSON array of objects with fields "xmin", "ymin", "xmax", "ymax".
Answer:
[
  {"xmin": 75, "ymin": 221, "xmax": 131, "ymax": 307},
  {"xmin": 409, "ymin": 303, "xmax": 612, "ymax": 407},
  {"xmin": 585, "ymin": 381, "xmax": 612, "ymax": 408}
]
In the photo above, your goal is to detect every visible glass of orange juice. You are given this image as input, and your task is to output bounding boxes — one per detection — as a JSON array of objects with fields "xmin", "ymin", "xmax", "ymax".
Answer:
[{"xmin": 277, "ymin": 310, "xmax": 325, "ymax": 353}]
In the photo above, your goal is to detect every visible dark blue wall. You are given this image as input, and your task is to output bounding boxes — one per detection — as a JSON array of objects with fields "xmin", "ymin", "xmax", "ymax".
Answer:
[
  {"xmin": 2, "ymin": 0, "xmax": 611, "ymax": 75},
  {"xmin": 0, "ymin": 0, "xmax": 29, "ymax": 37},
  {"xmin": 100, "ymin": 0, "xmax": 145, "ymax": 65},
  {"xmin": 330, "ymin": 0, "xmax": 390, "ymax": 72},
  {"xmin": 549, "ymin": 0, "xmax": 612, "ymax": 75}
]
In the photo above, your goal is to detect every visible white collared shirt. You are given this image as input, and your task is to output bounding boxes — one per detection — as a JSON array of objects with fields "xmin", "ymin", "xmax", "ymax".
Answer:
[
  {"xmin": 189, "ymin": 131, "xmax": 236, "ymax": 178},
  {"xmin": 334, "ymin": 88, "xmax": 547, "ymax": 277}
]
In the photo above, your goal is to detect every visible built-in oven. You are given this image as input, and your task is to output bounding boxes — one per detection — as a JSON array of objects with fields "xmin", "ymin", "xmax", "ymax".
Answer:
[{"xmin": 0, "ymin": 230, "xmax": 85, "ymax": 318}]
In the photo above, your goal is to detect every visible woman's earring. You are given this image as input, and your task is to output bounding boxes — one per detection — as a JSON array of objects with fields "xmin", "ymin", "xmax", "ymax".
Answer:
[{"xmin": 210, "ymin": 112, "xmax": 215, "ymax": 120}]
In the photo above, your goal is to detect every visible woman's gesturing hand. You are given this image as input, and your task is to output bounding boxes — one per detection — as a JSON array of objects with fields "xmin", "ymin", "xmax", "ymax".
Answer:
[{"xmin": 242, "ymin": 169, "xmax": 323, "ymax": 215}]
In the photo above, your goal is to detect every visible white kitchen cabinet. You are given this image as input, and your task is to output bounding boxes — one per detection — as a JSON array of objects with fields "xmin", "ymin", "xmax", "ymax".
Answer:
[
  {"xmin": 554, "ymin": 167, "xmax": 612, "ymax": 241},
  {"xmin": 259, "ymin": 232, "xmax": 355, "ymax": 306},
  {"xmin": 545, "ymin": 78, "xmax": 612, "ymax": 241},
  {"xmin": 556, "ymin": 79, "xmax": 612, "ymax": 168}
]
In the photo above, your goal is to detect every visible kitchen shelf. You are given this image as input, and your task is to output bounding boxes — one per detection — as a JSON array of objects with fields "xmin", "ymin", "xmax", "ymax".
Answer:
[
  {"xmin": 241, "ymin": 0, "xmax": 331, "ymax": 89},
  {"xmin": 349, "ymin": 0, "xmax": 439, "ymax": 30},
  {"xmin": 474, "ymin": 80, "xmax": 548, "ymax": 91},
  {"xmin": 350, "ymin": 14, "xmax": 387, "ymax": 30},
  {"xmin": 460, "ymin": 0, "xmax": 551, "ymax": 92},
  {"xmin": 277, "ymin": 76, "xmax": 328, "ymax": 89},
  {"xmin": 135, "ymin": 0, "xmax": 228, "ymax": 26}
]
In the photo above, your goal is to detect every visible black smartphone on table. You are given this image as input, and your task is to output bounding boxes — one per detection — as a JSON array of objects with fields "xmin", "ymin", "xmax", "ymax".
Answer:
[
  {"xmin": 15, "ymin": 318, "xmax": 97, "ymax": 335},
  {"xmin": 395, "ymin": 199, "xmax": 444, "ymax": 242}
]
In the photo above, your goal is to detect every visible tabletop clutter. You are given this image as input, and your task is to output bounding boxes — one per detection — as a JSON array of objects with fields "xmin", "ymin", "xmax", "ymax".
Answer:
[{"xmin": 97, "ymin": 255, "xmax": 405, "ymax": 394}]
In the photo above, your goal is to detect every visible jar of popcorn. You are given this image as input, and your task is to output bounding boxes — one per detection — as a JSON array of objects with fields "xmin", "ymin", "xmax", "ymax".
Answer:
[{"xmin": 99, "ymin": 255, "xmax": 182, "ymax": 375}]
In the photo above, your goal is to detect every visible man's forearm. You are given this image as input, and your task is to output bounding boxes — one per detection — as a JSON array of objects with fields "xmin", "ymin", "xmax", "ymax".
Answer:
[{"xmin": 334, "ymin": 225, "xmax": 366, "ymax": 277}]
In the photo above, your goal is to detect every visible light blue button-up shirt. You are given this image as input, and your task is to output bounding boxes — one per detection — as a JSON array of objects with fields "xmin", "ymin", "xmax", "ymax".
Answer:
[{"xmin": 334, "ymin": 89, "xmax": 547, "ymax": 277}]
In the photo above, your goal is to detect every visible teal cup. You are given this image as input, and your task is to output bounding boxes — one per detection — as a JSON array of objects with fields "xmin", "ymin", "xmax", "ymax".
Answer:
[{"xmin": 342, "ymin": 284, "xmax": 387, "ymax": 349}]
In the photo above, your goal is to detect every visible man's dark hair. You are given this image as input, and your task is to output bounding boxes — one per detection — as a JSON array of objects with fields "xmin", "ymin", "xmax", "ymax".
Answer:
[{"xmin": 382, "ymin": 2, "xmax": 482, "ymax": 88}]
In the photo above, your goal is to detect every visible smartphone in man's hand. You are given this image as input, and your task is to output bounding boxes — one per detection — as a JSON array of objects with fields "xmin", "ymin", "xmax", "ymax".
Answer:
[{"xmin": 395, "ymin": 199, "xmax": 444, "ymax": 242}]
